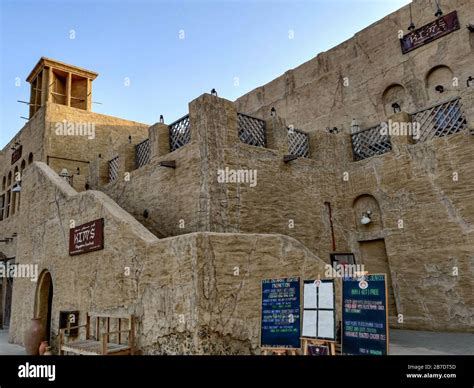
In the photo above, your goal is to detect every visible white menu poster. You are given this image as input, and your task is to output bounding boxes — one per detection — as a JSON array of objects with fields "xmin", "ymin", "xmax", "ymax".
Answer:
[{"xmin": 302, "ymin": 279, "xmax": 336, "ymax": 340}]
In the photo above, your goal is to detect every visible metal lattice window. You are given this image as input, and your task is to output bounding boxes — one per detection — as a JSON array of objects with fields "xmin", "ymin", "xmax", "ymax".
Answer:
[
  {"xmin": 135, "ymin": 139, "xmax": 150, "ymax": 169},
  {"xmin": 237, "ymin": 113, "xmax": 266, "ymax": 147},
  {"xmin": 351, "ymin": 124, "xmax": 392, "ymax": 161},
  {"xmin": 288, "ymin": 128, "xmax": 309, "ymax": 158},
  {"xmin": 169, "ymin": 115, "xmax": 191, "ymax": 152},
  {"xmin": 411, "ymin": 98, "xmax": 467, "ymax": 143},
  {"xmin": 108, "ymin": 156, "xmax": 119, "ymax": 182}
]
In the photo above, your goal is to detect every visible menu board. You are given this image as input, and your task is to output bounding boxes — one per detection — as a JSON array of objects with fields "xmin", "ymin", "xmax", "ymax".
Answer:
[
  {"xmin": 342, "ymin": 274, "xmax": 388, "ymax": 355},
  {"xmin": 260, "ymin": 277, "xmax": 300, "ymax": 349},
  {"xmin": 302, "ymin": 279, "xmax": 336, "ymax": 340}
]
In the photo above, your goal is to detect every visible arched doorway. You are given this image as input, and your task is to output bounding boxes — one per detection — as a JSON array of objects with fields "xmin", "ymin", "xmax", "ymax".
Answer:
[{"xmin": 35, "ymin": 271, "xmax": 54, "ymax": 343}]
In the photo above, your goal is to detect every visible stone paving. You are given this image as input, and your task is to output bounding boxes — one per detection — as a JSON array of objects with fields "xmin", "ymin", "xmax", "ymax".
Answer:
[{"xmin": 0, "ymin": 328, "xmax": 472, "ymax": 356}]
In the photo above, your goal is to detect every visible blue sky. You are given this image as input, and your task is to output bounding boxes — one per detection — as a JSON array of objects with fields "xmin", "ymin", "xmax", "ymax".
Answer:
[{"xmin": 0, "ymin": 0, "xmax": 411, "ymax": 148}]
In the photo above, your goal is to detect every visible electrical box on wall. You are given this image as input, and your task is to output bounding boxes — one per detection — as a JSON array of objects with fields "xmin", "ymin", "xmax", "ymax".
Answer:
[{"xmin": 59, "ymin": 310, "xmax": 80, "ymax": 337}]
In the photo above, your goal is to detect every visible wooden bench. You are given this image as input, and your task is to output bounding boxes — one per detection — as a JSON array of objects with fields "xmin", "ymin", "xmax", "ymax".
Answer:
[{"xmin": 59, "ymin": 313, "xmax": 135, "ymax": 355}]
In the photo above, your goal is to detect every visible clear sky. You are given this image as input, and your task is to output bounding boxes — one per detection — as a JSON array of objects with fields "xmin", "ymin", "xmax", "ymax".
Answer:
[{"xmin": 0, "ymin": 0, "xmax": 411, "ymax": 148}]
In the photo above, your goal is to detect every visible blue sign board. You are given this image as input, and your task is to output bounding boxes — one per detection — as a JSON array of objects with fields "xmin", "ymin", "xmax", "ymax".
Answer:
[
  {"xmin": 260, "ymin": 277, "xmax": 301, "ymax": 349},
  {"xmin": 342, "ymin": 274, "xmax": 388, "ymax": 355}
]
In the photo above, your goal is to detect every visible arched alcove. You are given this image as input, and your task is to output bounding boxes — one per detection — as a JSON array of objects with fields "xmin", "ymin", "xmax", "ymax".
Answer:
[
  {"xmin": 426, "ymin": 65, "xmax": 455, "ymax": 101},
  {"xmin": 353, "ymin": 194, "xmax": 383, "ymax": 233},
  {"xmin": 34, "ymin": 270, "xmax": 54, "ymax": 343},
  {"xmin": 382, "ymin": 83, "xmax": 408, "ymax": 116}
]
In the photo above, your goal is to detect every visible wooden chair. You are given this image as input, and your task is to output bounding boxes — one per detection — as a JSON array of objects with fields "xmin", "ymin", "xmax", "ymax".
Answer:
[{"xmin": 59, "ymin": 313, "xmax": 135, "ymax": 355}]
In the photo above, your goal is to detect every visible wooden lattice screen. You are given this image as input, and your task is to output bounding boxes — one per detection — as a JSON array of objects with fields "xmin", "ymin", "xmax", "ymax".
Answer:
[
  {"xmin": 351, "ymin": 124, "xmax": 392, "ymax": 161},
  {"xmin": 169, "ymin": 115, "xmax": 191, "ymax": 152},
  {"xmin": 287, "ymin": 128, "xmax": 309, "ymax": 158},
  {"xmin": 108, "ymin": 156, "xmax": 119, "ymax": 182},
  {"xmin": 411, "ymin": 98, "xmax": 467, "ymax": 143},
  {"xmin": 237, "ymin": 113, "xmax": 266, "ymax": 147},
  {"xmin": 135, "ymin": 139, "xmax": 150, "ymax": 169}
]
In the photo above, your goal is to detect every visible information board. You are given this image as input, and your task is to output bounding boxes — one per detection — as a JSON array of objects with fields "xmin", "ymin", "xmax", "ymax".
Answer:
[
  {"xmin": 342, "ymin": 274, "xmax": 388, "ymax": 355},
  {"xmin": 302, "ymin": 279, "xmax": 336, "ymax": 340},
  {"xmin": 260, "ymin": 277, "xmax": 300, "ymax": 349}
]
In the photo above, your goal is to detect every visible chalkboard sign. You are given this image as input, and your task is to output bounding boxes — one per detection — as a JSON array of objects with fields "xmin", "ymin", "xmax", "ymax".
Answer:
[
  {"xmin": 342, "ymin": 274, "xmax": 388, "ymax": 355},
  {"xmin": 260, "ymin": 277, "xmax": 300, "ymax": 349}
]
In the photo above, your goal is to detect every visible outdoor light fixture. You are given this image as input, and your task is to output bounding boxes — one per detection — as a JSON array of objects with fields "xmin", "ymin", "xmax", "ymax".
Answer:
[
  {"xmin": 392, "ymin": 103, "xmax": 401, "ymax": 113},
  {"xmin": 408, "ymin": 4, "xmax": 416, "ymax": 31},
  {"xmin": 467, "ymin": 76, "xmax": 474, "ymax": 87},
  {"xmin": 270, "ymin": 107, "xmax": 276, "ymax": 117},
  {"xmin": 211, "ymin": 88, "xmax": 217, "ymax": 97},
  {"xmin": 12, "ymin": 183, "xmax": 21, "ymax": 193},
  {"xmin": 360, "ymin": 211, "xmax": 372, "ymax": 225},
  {"xmin": 128, "ymin": 135, "xmax": 132, "ymax": 144},
  {"xmin": 76, "ymin": 167, "xmax": 80, "ymax": 175},
  {"xmin": 435, "ymin": 85, "xmax": 445, "ymax": 93},
  {"xmin": 159, "ymin": 115, "xmax": 164, "ymax": 124},
  {"xmin": 434, "ymin": 0, "xmax": 443, "ymax": 18},
  {"xmin": 351, "ymin": 118, "xmax": 360, "ymax": 134},
  {"xmin": 59, "ymin": 169, "xmax": 70, "ymax": 181}
]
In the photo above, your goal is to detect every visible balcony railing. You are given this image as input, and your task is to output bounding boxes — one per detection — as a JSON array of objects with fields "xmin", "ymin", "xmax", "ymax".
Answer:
[
  {"xmin": 238, "ymin": 113, "xmax": 266, "ymax": 147},
  {"xmin": 108, "ymin": 156, "xmax": 119, "ymax": 182},
  {"xmin": 411, "ymin": 97, "xmax": 467, "ymax": 143},
  {"xmin": 135, "ymin": 138, "xmax": 150, "ymax": 169},
  {"xmin": 351, "ymin": 124, "xmax": 392, "ymax": 161},
  {"xmin": 169, "ymin": 115, "xmax": 191, "ymax": 152},
  {"xmin": 287, "ymin": 127, "xmax": 309, "ymax": 158}
]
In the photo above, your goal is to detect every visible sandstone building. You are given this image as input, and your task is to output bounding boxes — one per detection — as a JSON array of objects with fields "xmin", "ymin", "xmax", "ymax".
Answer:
[{"xmin": 0, "ymin": 0, "xmax": 473, "ymax": 354}]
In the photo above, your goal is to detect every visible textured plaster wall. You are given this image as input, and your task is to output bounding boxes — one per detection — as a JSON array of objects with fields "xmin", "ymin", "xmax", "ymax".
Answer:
[
  {"xmin": 9, "ymin": 162, "xmax": 329, "ymax": 354},
  {"xmin": 235, "ymin": 0, "xmax": 474, "ymax": 133}
]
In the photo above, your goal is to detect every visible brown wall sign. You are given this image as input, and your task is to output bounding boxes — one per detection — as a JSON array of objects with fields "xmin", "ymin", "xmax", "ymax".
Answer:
[
  {"xmin": 69, "ymin": 218, "xmax": 104, "ymax": 256},
  {"xmin": 11, "ymin": 145, "xmax": 22, "ymax": 165},
  {"xmin": 400, "ymin": 11, "xmax": 460, "ymax": 54}
]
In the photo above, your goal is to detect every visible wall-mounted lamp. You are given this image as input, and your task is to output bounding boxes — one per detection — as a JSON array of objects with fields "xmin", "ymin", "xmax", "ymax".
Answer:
[
  {"xmin": 435, "ymin": 85, "xmax": 445, "ymax": 93},
  {"xmin": 326, "ymin": 127, "xmax": 339, "ymax": 134},
  {"xmin": 392, "ymin": 102, "xmax": 401, "ymax": 114},
  {"xmin": 360, "ymin": 211, "xmax": 372, "ymax": 225},
  {"xmin": 159, "ymin": 115, "xmax": 164, "ymax": 124},
  {"xmin": 76, "ymin": 167, "xmax": 80, "ymax": 175},
  {"xmin": 434, "ymin": 0, "xmax": 443, "ymax": 18},
  {"xmin": 351, "ymin": 118, "xmax": 360, "ymax": 134},
  {"xmin": 128, "ymin": 135, "xmax": 132, "ymax": 144},
  {"xmin": 408, "ymin": 4, "xmax": 416, "ymax": 31},
  {"xmin": 211, "ymin": 88, "xmax": 218, "ymax": 97},
  {"xmin": 467, "ymin": 76, "xmax": 474, "ymax": 88},
  {"xmin": 270, "ymin": 107, "xmax": 276, "ymax": 117}
]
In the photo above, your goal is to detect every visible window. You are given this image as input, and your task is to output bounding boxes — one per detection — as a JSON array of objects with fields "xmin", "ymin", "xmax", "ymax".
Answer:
[
  {"xmin": 0, "ymin": 194, "xmax": 4, "ymax": 221},
  {"xmin": 5, "ymin": 190, "xmax": 11, "ymax": 218}
]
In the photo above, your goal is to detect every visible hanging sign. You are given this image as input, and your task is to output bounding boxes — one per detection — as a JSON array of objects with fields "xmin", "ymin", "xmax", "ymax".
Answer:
[
  {"xmin": 400, "ymin": 11, "xmax": 460, "ymax": 54},
  {"xmin": 260, "ymin": 277, "xmax": 301, "ymax": 349},
  {"xmin": 11, "ymin": 145, "xmax": 22, "ymax": 165},
  {"xmin": 69, "ymin": 218, "xmax": 104, "ymax": 256}
]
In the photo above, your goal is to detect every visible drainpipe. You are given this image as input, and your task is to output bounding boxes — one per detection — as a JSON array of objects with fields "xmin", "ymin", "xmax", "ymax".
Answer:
[{"xmin": 324, "ymin": 201, "xmax": 336, "ymax": 251}]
